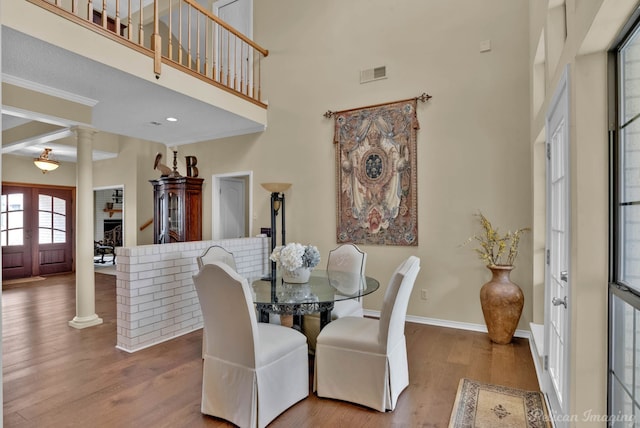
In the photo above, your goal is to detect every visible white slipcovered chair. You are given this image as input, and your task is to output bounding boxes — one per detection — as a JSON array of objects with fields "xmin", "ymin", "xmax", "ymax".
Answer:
[
  {"xmin": 196, "ymin": 245, "xmax": 237, "ymax": 270},
  {"xmin": 313, "ymin": 256, "xmax": 421, "ymax": 412},
  {"xmin": 196, "ymin": 245, "xmax": 238, "ymax": 357},
  {"xmin": 192, "ymin": 262, "xmax": 309, "ymax": 428},
  {"xmin": 303, "ymin": 244, "xmax": 367, "ymax": 350}
]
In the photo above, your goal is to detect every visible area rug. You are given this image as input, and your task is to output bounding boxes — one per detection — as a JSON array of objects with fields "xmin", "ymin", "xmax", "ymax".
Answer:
[{"xmin": 449, "ymin": 378, "xmax": 551, "ymax": 428}]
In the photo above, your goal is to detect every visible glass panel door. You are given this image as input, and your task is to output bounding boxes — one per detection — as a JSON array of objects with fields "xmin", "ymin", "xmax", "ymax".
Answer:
[{"xmin": 38, "ymin": 194, "xmax": 67, "ymax": 244}]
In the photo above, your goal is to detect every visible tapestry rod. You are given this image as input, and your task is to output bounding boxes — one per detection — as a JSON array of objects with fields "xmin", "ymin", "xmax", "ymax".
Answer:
[{"xmin": 323, "ymin": 92, "xmax": 432, "ymax": 118}]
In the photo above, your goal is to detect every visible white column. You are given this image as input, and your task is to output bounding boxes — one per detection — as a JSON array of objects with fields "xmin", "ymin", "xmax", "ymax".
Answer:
[{"xmin": 69, "ymin": 126, "xmax": 103, "ymax": 329}]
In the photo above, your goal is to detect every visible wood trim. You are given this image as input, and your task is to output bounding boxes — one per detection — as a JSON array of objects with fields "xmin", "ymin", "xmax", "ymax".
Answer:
[
  {"xmin": 26, "ymin": 0, "xmax": 267, "ymax": 107},
  {"xmin": 103, "ymin": 209, "xmax": 122, "ymax": 218},
  {"xmin": 26, "ymin": 0, "xmax": 155, "ymax": 58},
  {"xmin": 161, "ymin": 57, "xmax": 268, "ymax": 109},
  {"xmin": 139, "ymin": 218, "xmax": 153, "ymax": 231},
  {"xmin": 182, "ymin": 0, "xmax": 269, "ymax": 57},
  {"xmin": 3, "ymin": 181, "xmax": 75, "ymax": 191}
]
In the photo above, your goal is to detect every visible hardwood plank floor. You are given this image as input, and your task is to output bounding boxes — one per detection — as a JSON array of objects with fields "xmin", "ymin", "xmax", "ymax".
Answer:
[{"xmin": 3, "ymin": 273, "xmax": 540, "ymax": 427}]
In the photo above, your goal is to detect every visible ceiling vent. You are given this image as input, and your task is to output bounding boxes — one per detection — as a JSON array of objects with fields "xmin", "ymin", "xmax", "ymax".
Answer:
[{"xmin": 360, "ymin": 66, "xmax": 387, "ymax": 84}]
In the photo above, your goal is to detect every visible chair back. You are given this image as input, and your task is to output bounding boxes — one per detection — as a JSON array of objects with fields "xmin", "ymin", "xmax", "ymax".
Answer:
[
  {"xmin": 327, "ymin": 243, "xmax": 367, "ymax": 275},
  {"xmin": 327, "ymin": 244, "xmax": 367, "ymax": 297},
  {"xmin": 197, "ymin": 245, "xmax": 237, "ymax": 270},
  {"xmin": 378, "ymin": 256, "xmax": 421, "ymax": 351},
  {"xmin": 192, "ymin": 262, "xmax": 258, "ymax": 368}
]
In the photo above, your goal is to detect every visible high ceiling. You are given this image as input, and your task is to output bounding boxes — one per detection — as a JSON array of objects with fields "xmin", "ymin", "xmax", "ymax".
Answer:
[{"xmin": 1, "ymin": 25, "xmax": 265, "ymax": 163}]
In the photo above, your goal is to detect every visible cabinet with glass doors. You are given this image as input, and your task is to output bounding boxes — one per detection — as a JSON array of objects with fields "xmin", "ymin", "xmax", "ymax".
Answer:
[{"xmin": 150, "ymin": 176, "xmax": 203, "ymax": 244}]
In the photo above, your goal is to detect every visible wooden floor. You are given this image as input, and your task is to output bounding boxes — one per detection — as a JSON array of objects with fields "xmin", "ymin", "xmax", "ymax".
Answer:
[{"xmin": 3, "ymin": 273, "xmax": 540, "ymax": 427}]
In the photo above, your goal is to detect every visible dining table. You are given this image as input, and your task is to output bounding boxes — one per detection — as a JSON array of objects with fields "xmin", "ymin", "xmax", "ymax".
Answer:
[{"xmin": 251, "ymin": 269, "xmax": 380, "ymax": 331}]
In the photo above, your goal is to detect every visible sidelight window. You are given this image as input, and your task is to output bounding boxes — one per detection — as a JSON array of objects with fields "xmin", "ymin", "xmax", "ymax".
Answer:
[{"xmin": 1, "ymin": 193, "xmax": 24, "ymax": 246}]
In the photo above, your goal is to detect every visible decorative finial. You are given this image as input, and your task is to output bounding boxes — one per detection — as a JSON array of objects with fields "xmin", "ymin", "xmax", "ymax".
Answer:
[{"xmin": 417, "ymin": 93, "xmax": 433, "ymax": 103}]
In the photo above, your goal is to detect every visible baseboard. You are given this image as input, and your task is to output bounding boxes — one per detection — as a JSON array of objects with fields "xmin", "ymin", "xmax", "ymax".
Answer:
[
  {"xmin": 363, "ymin": 309, "xmax": 531, "ymax": 339},
  {"xmin": 363, "ymin": 309, "xmax": 544, "ymax": 393}
]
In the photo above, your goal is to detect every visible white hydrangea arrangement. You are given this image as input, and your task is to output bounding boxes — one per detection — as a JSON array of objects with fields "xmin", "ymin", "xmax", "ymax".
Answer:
[{"xmin": 270, "ymin": 243, "xmax": 321, "ymax": 272}]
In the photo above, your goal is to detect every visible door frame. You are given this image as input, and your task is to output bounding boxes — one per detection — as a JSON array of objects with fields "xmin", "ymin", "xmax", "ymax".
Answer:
[
  {"xmin": 219, "ymin": 177, "xmax": 245, "ymax": 239},
  {"xmin": 213, "ymin": 0, "xmax": 253, "ymax": 91},
  {"xmin": 213, "ymin": 0, "xmax": 253, "ymax": 39},
  {"xmin": 212, "ymin": 171, "xmax": 253, "ymax": 240},
  {"xmin": 543, "ymin": 65, "xmax": 571, "ymax": 424}
]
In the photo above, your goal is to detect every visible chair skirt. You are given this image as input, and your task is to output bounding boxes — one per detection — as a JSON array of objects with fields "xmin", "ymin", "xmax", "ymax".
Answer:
[
  {"xmin": 202, "ymin": 342, "xmax": 308, "ymax": 428},
  {"xmin": 314, "ymin": 318, "xmax": 409, "ymax": 412},
  {"xmin": 303, "ymin": 299, "xmax": 363, "ymax": 351}
]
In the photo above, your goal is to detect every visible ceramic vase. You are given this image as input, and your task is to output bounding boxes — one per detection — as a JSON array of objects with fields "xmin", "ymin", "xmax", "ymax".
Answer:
[
  {"xmin": 480, "ymin": 265, "xmax": 524, "ymax": 344},
  {"xmin": 282, "ymin": 267, "xmax": 311, "ymax": 284}
]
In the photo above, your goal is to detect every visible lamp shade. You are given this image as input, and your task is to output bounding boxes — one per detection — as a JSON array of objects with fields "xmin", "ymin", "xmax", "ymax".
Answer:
[
  {"xmin": 34, "ymin": 148, "xmax": 60, "ymax": 173},
  {"xmin": 261, "ymin": 183, "xmax": 291, "ymax": 193}
]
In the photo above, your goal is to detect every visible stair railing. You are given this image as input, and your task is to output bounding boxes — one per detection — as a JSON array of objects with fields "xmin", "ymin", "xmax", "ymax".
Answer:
[{"xmin": 26, "ymin": 0, "xmax": 268, "ymax": 106}]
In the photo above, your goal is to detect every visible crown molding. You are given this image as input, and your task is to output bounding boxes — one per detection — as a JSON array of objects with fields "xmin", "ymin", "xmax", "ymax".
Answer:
[{"xmin": 2, "ymin": 73, "xmax": 99, "ymax": 107}]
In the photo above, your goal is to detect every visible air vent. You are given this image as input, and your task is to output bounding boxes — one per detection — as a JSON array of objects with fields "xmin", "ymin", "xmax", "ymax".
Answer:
[{"xmin": 360, "ymin": 66, "xmax": 387, "ymax": 84}]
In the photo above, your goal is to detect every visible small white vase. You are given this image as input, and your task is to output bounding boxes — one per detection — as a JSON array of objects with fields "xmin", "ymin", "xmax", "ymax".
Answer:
[{"xmin": 282, "ymin": 267, "xmax": 311, "ymax": 283}]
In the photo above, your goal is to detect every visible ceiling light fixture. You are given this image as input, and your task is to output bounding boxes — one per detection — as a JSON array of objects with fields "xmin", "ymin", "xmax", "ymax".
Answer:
[
  {"xmin": 166, "ymin": 117, "xmax": 178, "ymax": 122},
  {"xmin": 34, "ymin": 148, "xmax": 60, "ymax": 174}
]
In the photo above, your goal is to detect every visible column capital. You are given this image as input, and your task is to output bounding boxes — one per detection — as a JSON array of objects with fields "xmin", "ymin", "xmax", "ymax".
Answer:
[{"xmin": 71, "ymin": 125, "xmax": 98, "ymax": 137}]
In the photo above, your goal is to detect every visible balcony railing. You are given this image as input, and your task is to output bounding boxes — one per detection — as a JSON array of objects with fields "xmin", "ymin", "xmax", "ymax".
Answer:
[{"xmin": 26, "ymin": 0, "xmax": 269, "ymax": 107}]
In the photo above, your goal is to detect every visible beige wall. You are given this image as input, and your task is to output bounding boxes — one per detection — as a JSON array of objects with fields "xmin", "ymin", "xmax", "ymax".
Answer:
[
  {"xmin": 92, "ymin": 135, "xmax": 165, "ymax": 246},
  {"xmin": 3, "ymin": 0, "xmax": 640, "ymax": 422},
  {"xmin": 3, "ymin": 1, "xmax": 532, "ymax": 332},
  {"xmin": 182, "ymin": 0, "xmax": 533, "ymax": 328},
  {"xmin": 2, "ymin": 132, "xmax": 163, "ymax": 247}
]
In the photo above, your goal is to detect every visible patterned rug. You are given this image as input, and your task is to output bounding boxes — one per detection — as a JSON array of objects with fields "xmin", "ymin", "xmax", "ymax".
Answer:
[{"xmin": 449, "ymin": 378, "xmax": 551, "ymax": 428}]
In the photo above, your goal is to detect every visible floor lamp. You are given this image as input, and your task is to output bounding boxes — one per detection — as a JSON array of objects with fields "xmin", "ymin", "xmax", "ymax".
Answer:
[{"xmin": 261, "ymin": 183, "xmax": 291, "ymax": 280}]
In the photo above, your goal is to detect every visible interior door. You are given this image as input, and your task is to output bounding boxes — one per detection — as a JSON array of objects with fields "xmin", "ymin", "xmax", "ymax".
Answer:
[
  {"xmin": 544, "ymin": 66, "xmax": 571, "ymax": 425},
  {"xmin": 1, "ymin": 185, "xmax": 74, "ymax": 279},
  {"xmin": 220, "ymin": 177, "xmax": 245, "ymax": 239}
]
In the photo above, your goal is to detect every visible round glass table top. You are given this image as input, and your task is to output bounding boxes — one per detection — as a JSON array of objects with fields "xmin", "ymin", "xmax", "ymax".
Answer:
[{"xmin": 251, "ymin": 270, "xmax": 380, "ymax": 306}]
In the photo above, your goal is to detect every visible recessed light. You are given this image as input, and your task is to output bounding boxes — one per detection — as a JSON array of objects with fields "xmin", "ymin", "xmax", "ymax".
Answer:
[{"xmin": 166, "ymin": 117, "xmax": 178, "ymax": 122}]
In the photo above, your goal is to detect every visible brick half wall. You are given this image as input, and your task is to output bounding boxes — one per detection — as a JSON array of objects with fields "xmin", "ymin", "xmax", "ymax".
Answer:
[{"xmin": 114, "ymin": 237, "xmax": 270, "ymax": 352}]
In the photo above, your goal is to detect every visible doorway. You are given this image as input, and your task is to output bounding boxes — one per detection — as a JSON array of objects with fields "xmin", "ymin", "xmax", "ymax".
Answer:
[
  {"xmin": 212, "ymin": 171, "xmax": 252, "ymax": 240},
  {"xmin": 94, "ymin": 187, "xmax": 124, "ymax": 256},
  {"xmin": 1, "ymin": 183, "xmax": 75, "ymax": 280}
]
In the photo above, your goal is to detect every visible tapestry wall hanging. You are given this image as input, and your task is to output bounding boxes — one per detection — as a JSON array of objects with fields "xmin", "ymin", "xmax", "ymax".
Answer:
[{"xmin": 333, "ymin": 99, "xmax": 420, "ymax": 246}]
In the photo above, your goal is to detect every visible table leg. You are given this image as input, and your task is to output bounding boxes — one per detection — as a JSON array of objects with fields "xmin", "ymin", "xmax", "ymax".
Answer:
[
  {"xmin": 292, "ymin": 314, "xmax": 303, "ymax": 331},
  {"xmin": 320, "ymin": 309, "xmax": 332, "ymax": 331},
  {"xmin": 258, "ymin": 308, "xmax": 269, "ymax": 323}
]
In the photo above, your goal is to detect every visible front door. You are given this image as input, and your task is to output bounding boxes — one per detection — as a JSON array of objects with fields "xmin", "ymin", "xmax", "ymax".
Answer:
[
  {"xmin": 2, "ymin": 184, "xmax": 74, "ymax": 279},
  {"xmin": 544, "ymin": 66, "xmax": 571, "ymax": 424},
  {"xmin": 2, "ymin": 185, "xmax": 34, "ymax": 279}
]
